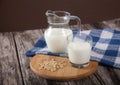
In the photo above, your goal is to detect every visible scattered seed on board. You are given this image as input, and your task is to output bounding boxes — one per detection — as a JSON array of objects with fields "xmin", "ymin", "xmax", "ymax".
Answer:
[{"xmin": 38, "ymin": 58, "xmax": 67, "ymax": 72}]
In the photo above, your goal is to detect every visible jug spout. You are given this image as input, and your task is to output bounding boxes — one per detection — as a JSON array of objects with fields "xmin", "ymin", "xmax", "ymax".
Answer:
[
  {"xmin": 45, "ymin": 10, "xmax": 55, "ymax": 17},
  {"xmin": 45, "ymin": 10, "xmax": 56, "ymax": 24},
  {"xmin": 45, "ymin": 10, "xmax": 71, "ymax": 24}
]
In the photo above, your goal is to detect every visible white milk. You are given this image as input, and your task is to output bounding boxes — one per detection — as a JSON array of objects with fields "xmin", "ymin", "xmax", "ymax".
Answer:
[
  {"xmin": 68, "ymin": 41, "xmax": 91, "ymax": 64},
  {"xmin": 44, "ymin": 28, "xmax": 73, "ymax": 53}
]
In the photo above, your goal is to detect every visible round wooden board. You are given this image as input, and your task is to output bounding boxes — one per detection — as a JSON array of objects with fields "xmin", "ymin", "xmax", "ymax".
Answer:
[{"xmin": 30, "ymin": 54, "xmax": 98, "ymax": 81}]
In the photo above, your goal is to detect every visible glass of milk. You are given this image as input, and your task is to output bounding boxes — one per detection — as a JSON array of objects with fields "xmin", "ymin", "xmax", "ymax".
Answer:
[{"xmin": 68, "ymin": 33, "xmax": 92, "ymax": 68}]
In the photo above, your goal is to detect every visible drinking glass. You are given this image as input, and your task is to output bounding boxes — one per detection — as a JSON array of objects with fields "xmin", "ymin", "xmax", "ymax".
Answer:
[{"xmin": 68, "ymin": 33, "xmax": 92, "ymax": 68}]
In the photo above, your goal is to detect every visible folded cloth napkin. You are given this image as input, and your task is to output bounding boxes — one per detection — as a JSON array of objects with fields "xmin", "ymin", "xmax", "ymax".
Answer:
[{"xmin": 26, "ymin": 28, "xmax": 120, "ymax": 68}]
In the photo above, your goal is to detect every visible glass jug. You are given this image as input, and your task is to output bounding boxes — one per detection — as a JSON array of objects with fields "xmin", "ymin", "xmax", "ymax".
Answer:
[{"xmin": 44, "ymin": 10, "xmax": 81, "ymax": 53}]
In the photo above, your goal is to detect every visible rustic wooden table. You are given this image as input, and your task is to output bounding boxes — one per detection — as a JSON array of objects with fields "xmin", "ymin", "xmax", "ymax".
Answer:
[{"xmin": 0, "ymin": 19, "xmax": 120, "ymax": 85}]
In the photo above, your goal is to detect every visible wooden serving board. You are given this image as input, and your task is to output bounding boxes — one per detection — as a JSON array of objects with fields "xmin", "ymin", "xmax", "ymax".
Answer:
[{"xmin": 30, "ymin": 54, "xmax": 98, "ymax": 81}]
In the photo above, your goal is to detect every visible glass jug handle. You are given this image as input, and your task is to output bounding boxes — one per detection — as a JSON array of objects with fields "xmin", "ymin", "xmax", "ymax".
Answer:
[{"xmin": 70, "ymin": 16, "xmax": 81, "ymax": 31}]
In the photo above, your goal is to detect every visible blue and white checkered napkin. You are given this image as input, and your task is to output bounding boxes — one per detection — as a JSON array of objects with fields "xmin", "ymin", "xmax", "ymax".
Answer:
[{"xmin": 26, "ymin": 28, "xmax": 120, "ymax": 68}]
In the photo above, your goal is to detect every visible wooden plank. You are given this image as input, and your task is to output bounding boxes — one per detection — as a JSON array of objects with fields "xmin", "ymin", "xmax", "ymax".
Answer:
[
  {"xmin": 13, "ymin": 29, "xmax": 48, "ymax": 85},
  {"xmin": 91, "ymin": 19, "xmax": 120, "ymax": 30},
  {"xmin": 102, "ymin": 19, "xmax": 120, "ymax": 30},
  {"xmin": 0, "ymin": 32, "xmax": 23, "ymax": 85},
  {"xmin": 113, "ymin": 68, "xmax": 120, "ymax": 81},
  {"xmin": 94, "ymin": 65, "xmax": 120, "ymax": 85},
  {"xmin": 46, "ymin": 74, "xmax": 102, "ymax": 85},
  {"xmin": 82, "ymin": 24, "xmax": 97, "ymax": 30}
]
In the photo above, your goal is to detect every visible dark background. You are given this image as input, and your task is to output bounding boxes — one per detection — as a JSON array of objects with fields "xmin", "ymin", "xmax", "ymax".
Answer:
[{"xmin": 0, "ymin": 0, "xmax": 120, "ymax": 32}]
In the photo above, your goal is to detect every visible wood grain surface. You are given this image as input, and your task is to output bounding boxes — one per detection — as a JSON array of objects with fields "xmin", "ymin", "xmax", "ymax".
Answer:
[
  {"xmin": 13, "ymin": 30, "xmax": 48, "ymax": 85},
  {"xmin": 0, "ymin": 32, "xmax": 23, "ymax": 85}
]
